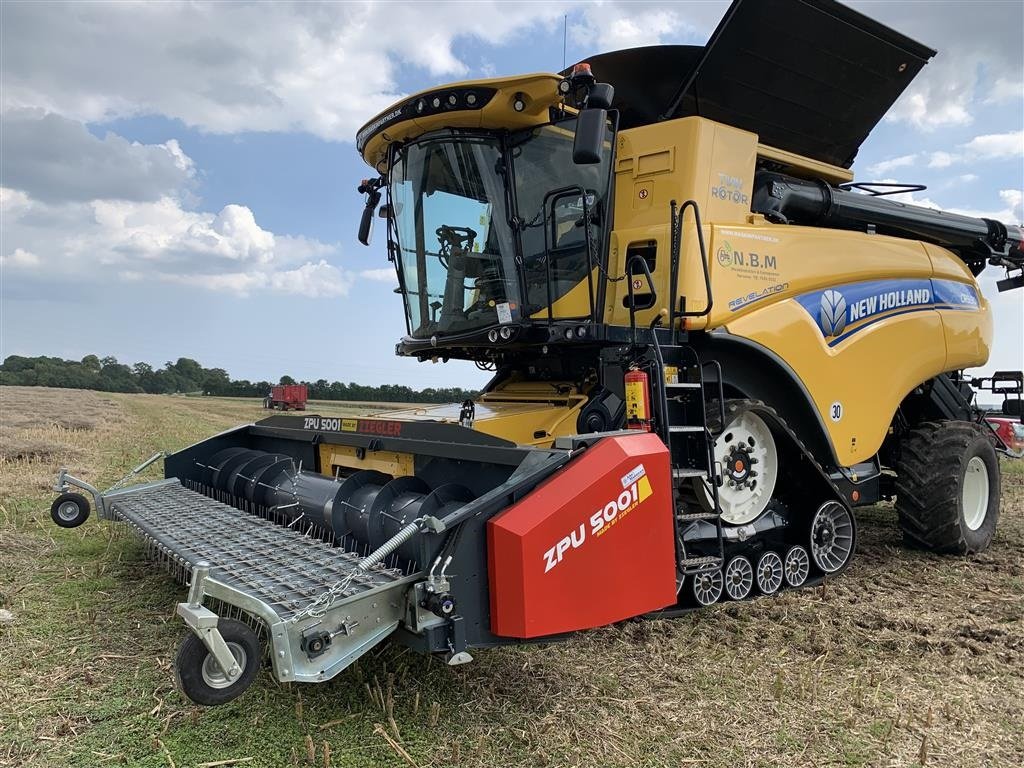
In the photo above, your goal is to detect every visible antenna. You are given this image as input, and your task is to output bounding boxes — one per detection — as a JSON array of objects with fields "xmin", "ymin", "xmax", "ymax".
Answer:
[{"xmin": 562, "ymin": 14, "xmax": 567, "ymax": 70}]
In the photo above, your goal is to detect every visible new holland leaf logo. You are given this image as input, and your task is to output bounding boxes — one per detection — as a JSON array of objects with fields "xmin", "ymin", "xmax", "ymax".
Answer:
[{"xmin": 819, "ymin": 290, "xmax": 847, "ymax": 337}]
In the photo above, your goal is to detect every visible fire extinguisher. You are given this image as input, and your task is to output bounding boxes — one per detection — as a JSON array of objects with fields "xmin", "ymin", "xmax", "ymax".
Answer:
[{"xmin": 624, "ymin": 367, "xmax": 651, "ymax": 431}]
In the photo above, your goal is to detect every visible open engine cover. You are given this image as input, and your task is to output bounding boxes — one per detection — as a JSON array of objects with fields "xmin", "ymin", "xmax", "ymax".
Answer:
[{"xmin": 487, "ymin": 433, "xmax": 676, "ymax": 637}]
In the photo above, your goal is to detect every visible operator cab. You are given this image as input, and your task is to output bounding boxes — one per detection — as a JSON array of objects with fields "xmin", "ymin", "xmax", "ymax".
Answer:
[{"xmin": 356, "ymin": 69, "xmax": 618, "ymax": 361}]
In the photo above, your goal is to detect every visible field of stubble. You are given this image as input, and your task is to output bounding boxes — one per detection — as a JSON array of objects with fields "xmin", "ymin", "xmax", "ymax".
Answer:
[{"xmin": 1, "ymin": 386, "xmax": 1021, "ymax": 768}]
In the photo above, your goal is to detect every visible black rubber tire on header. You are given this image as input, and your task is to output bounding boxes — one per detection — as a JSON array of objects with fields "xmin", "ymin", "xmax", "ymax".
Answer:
[
  {"xmin": 174, "ymin": 619, "xmax": 262, "ymax": 706},
  {"xmin": 50, "ymin": 492, "xmax": 91, "ymax": 528},
  {"xmin": 895, "ymin": 420, "xmax": 1000, "ymax": 554}
]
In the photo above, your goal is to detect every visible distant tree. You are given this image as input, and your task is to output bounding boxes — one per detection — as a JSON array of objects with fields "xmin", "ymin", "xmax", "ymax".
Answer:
[{"xmin": 1, "ymin": 354, "xmax": 479, "ymax": 403}]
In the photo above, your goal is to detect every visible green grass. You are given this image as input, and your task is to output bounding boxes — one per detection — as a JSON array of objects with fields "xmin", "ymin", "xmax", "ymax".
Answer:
[{"xmin": 2, "ymin": 387, "xmax": 1022, "ymax": 767}]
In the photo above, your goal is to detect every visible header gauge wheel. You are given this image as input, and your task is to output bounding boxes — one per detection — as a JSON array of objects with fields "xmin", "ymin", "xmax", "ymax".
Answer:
[
  {"xmin": 174, "ymin": 619, "xmax": 261, "ymax": 706},
  {"xmin": 896, "ymin": 421, "xmax": 1000, "ymax": 554},
  {"xmin": 51, "ymin": 493, "xmax": 90, "ymax": 528}
]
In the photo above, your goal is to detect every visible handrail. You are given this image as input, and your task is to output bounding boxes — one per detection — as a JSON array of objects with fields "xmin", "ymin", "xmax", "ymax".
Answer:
[
  {"xmin": 625, "ymin": 253, "xmax": 658, "ymax": 345},
  {"xmin": 668, "ymin": 199, "xmax": 714, "ymax": 344}
]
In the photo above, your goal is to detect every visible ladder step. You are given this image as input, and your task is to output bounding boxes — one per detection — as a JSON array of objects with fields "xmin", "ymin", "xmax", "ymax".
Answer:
[
  {"xmin": 677, "ymin": 512, "xmax": 720, "ymax": 522},
  {"xmin": 679, "ymin": 556, "xmax": 722, "ymax": 568},
  {"xmin": 672, "ymin": 467, "xmax": 707, "ymax": 479},
  {"xmin": 669, "ymin": 426, "xmax": 705, "ymax": 433},
  {"xmin": 665, "ymin": 382, "xmax": 702, "ymax": 389}
]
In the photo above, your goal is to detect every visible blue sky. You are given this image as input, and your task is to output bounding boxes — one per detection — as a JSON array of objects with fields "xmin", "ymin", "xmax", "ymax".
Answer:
[{"xmin": 1, "ymin": 1, "xmax": 1021, "ymax": 390}]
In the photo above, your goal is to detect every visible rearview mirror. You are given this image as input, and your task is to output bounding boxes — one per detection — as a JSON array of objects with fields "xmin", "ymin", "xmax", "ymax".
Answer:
[
  {"xmin": 358, "ymin": 203, "xmax": 376, "ymax": 246},
  {"xmin": 573, "ymin": 107, "xmax": 607, "ymax": 164},
  {"xmin": 357, "ymin": 179, "xmax": 383, "ymax": 246}
]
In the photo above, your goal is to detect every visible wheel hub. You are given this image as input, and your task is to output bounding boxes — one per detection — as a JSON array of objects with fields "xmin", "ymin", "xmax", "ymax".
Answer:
[
  {"xmin": 703, "ymin": 409, "xmax": 779, "ymax": 526},
  {"xmin": 724, "ymin": 446, "xmax": 754, "ymax": 486},
  {"xmin": 201, "ymin": 642, "xmax": 247, "ymax": 689},
  {"xmin": 57, "ymin": 501, "xmax": 80, "ymax": 522}
]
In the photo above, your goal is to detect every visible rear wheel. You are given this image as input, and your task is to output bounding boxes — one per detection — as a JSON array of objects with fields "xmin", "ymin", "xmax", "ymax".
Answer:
[{"xmin": 896, "ymin": 421, "xmax": 1000, "ymax": 554}]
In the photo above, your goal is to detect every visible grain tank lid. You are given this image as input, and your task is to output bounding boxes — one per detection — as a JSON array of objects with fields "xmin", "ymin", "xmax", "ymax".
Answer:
[{"xmin": 566, "ymin": 0, "xmax": 935, "ymax": 169}]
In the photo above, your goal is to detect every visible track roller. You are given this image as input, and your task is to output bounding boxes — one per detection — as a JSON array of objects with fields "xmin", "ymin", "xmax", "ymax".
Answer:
[
  {"xmin": 691, "ymin": 569, "xmax": 724, "ymax": 605},
  {"xmin": 755, "ymin": 551, "xmax": 784, "ymax": 594},
  {"xmin": 783, "ymin": 545, "xmax": 810, "ymax": 587},
  {"xmin": 723, "ymin": 556, "xmax": 753, "ymax": 600}
]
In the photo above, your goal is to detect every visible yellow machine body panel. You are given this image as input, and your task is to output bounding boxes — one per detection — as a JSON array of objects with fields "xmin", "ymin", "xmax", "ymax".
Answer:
[
  {"xmin": 319, "ymin": 379, "xmax": 585, "ymax": 478},
  {"xmin": 708, "ymin": 227, "xmax": 989, "ymax": 465},
  {"xmin": 318, "ymin": 444, "xmax": 415, "ymax": 478},
  {"xmin": 357, "ymin": 74, "xmax": 999, "ymax": 471},
  {"xmin": 578, "ymin": 115, "xmax": 993, "ymax": 466},
  {"xmin": 359, "ymin": 73, "xmax": 565, "ymax": 170}
]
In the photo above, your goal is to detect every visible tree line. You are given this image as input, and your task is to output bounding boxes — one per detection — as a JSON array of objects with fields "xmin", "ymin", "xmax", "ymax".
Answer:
[{"xmin": 0, "ymin": 355, "xmax": 479, "ymax": 404}]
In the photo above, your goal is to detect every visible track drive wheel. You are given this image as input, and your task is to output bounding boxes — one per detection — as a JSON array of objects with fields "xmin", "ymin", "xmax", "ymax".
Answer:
[
  {"xmin": 895, "ymin": 420, "xmax": 1000, "ymax": 554},
  {"xmin": 684, "ymin": 400, "xmax": 779, "ymax": 526},
  {"xmin": 174, "ymin": 619, "xmax": 261, "ymax": 706}
]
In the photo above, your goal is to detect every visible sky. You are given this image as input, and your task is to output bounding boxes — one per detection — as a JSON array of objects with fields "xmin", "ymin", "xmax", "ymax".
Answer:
[{"xmin": 1, "ymin": 0, "xmax": 1021, "ymax": 391}]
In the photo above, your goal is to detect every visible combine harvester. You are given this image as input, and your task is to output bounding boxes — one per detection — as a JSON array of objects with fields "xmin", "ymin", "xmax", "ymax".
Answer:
[{"xmin": 50, "ymin": 0, "xmax": 1023, "ymax": 705}]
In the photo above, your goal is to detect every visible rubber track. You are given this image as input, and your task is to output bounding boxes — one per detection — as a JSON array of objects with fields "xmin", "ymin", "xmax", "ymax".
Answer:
[{"xmin": 895, "ymin": 420, "xmax": 997, "ymax": 554}]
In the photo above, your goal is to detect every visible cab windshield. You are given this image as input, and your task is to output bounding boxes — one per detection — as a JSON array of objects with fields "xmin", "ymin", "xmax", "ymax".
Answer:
[{"xmin": 389, "ymin": 121, "xmax": 611, "ymax": 339}]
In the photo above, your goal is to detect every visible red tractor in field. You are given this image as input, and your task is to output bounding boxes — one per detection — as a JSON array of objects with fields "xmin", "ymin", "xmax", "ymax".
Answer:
[{"xmin": 263, "ymin": 384, "xmax": 307, "ymax": 411}]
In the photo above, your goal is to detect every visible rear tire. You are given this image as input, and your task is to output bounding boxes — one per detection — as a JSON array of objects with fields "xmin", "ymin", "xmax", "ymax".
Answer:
[{"xmin": 895, "ymin": 420, "xmax": 1000, "ymax": 554}]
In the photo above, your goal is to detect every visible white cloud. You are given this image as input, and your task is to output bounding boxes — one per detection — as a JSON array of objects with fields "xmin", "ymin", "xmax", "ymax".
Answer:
[
  {"xmin": 846, "ymin": 1, "xmax": 1022, "ymax": 132},
  {"xmin": 867, "ymin": 153, "xmax": 919, "ymax": 176},
  {"xmin": 0, "ymin": 109, "xmax": 349, "ymax": 299},
  {"xmin": 160, "ymin": 259, "xmax": 351, "ymax": 298},
  {"xmin": 962, "ymin": 130, "xmax": 1024, "ymax": 160},
  {"xmin": 916, "ymin": 132, "xmax": 1022, "ymax": 172},
  {"xmin": 360, "ymin": 268, "xmax": 398, "ymax": 283},
  {"xmin": 2, "ymin": 192, "xmax": 349, "ymax": 297},
  {"xmin": 985, "ymin": 77, "xmax": 1024, "ymax": 105},
  {"xmin": 0, "ymin": 1, "xmax": 576, "ymax": 142},
  {"xmin": 0, "ymin": 109, "xmax": 196, "ymax": 204},
  {"xmin": 928, "ymin": 151, "xmax": 956, "ymax": 168},
  {"xmin": 1, "ymin": 248, "xmax": 40, "ymax": 269}
]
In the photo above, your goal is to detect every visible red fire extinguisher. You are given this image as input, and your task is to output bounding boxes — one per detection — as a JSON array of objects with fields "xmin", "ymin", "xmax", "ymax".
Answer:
[{"xmin": 624, "ymin": 367, "xmax": 651, "ymax": 431}]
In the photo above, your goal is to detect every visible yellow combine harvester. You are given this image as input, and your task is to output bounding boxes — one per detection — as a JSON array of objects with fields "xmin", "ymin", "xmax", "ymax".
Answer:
[{"xmin": 52, "ymin": 0, "xmax": 1023, "ymax": 705}]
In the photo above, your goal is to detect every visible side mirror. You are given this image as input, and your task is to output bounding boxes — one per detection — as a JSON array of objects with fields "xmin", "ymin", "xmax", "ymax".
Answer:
[
  {"xmin": 573, "ymin": 107, "xmax": 607, "ymax": 164},
  {"xmin": 357, "ymin": 179, "xmax": 382, "ymax": 246},
  {"xmin": 358, "ymin": 203, "xmax": 377, "ymax": 246},
  {"xmin": 572, "ymin": 82, "xmax": 613, "ymax": 165}
]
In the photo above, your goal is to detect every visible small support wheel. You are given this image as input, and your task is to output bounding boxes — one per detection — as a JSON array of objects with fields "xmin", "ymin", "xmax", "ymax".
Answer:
[
  {"xmin": 756, "ymin": 551, "xmax": 784, "ymax": 595},
  {"xmin": 174, "ymin": 619, "xmax": 261, "ymax": 706},
  {"xmin": 691, "ymin": 569, "xmax": 723, "ymax": 606},
  {"xmin": 51, "ymin": 493, "xmax": 90, "ymax": 528},
  {"xmin": 724, "ymin": 556, "xmax": 754, "ymax": 600}
]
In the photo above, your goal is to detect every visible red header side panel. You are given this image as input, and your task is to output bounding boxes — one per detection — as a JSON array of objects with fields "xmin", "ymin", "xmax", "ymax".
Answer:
[{"xmin": 487, "ymin": 433, "xmax": 676, "ymax": 638}]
